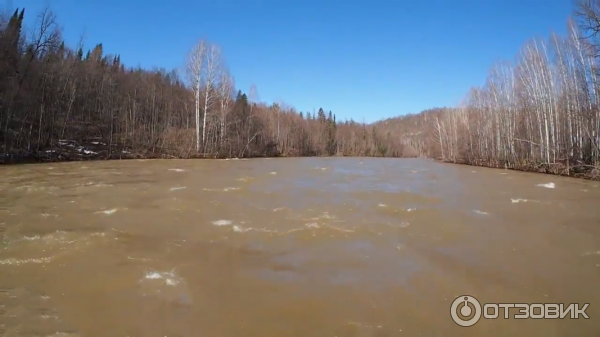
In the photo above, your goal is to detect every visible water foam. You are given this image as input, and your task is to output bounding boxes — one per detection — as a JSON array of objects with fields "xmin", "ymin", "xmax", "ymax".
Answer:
[
  {"xmin": 511, "ymin": 198, "xmax": 539, "ymax": 203},
  {"xmin": 348, "ymin": 321, "xmax": 384, "ymax": 329},
  {"xmin": 143, "ymin": 270, "xmax": 181, "ymax": 287},
  {"xmin": 14, "ymin": 185, "xmax": 59, "ymax": 193},
  {"xmin": 536, "ymin": 182, "xmax": 555, "ymax": 189},
  {"xmin": 203, "ymin": 187, "xmax": 240, "ymax": 192},
  {"xmin": 230, "ymin": 225, "xmax": 275, "ymax": 233},
  {"xmin": 232, "ymin": 225, "xmax": 251, "ymax": 233},
  {"xmin": 2, "ymin": 231, "xmax": 108, "ymax": 265},
  {"xmin": 212, "ymin": 220, "xmax": 232, "ymax": 226},
  {"xmin": 304, "ymin": 212, "xmax": 338, "ymax": 221},
  {"xmin": 398, "ymin": 222, "xmax": 410, "ymax": 228},
  {"xmin": 43, "ymin": 332, "xmax": 79, "ymax": 337},
  {"xmin": 8, "ymin": 231, "xmax": 105, "ymax": 245},
  {"xmin": 0, "ymin": 257, "xmax": 54, "ymax": 265},
  {"xmin": 80, "ymin": 182, "xmax": 113, "ymax": 188},
  {"xmin": 94, "ymin": 208, "xmax": 119, "ymax": 215}
]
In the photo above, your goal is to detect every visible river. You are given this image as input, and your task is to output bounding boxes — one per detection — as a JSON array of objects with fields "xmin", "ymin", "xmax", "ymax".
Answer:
[{"xmin": 1, "ymin": 157, "xmax": 599, "ymax": 336}]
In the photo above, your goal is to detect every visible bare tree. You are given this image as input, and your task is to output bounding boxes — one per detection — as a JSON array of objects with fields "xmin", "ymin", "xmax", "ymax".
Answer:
[
  {"xmin": 202, "ymin": 43, "xmax": 220, "ymax": 153},
  {"xmin": 28, "ymin": 6, "xmax": 61, "ymax": 55},
  {"xmin": 186, "ymin": 39, "xmax": 206, "ymax": 152},
  {"xmin": 218, "ymin": 68, "xmax": 234, "ymax": 149}
]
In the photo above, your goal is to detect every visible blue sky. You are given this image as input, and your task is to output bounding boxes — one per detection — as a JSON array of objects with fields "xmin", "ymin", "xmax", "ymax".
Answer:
[{"xmin": 16, "ymin": 0, "xmax": 573, "ymax": 123}]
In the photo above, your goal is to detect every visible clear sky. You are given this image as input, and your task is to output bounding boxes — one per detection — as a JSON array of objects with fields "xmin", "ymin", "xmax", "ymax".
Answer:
[{"xmin": 16, "ymin": 0, "xmax": 574, "ymax": 123}]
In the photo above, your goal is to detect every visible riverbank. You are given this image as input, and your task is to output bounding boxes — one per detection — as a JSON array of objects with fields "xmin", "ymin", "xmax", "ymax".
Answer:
[
  {"xmin": 436, "ymin": 158, "xmax": 600, "ymax": 181},
  {"xmin": 1, "ymin": 139, "xmax": 139, "ymax": 165},
  {"xmin": 0, "ymin": 139, "xmax": 415, "ymax": 165},
  {"xmin": 0, "ymin": 146, "xmax": 266, "ymax": 165},
  {"xmin": 0, "ymin": 137, "xmax": 297, "ymax": 165}
]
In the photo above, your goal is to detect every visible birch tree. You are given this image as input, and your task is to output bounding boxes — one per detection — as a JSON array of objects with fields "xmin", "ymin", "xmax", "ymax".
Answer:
[
  {"xmin": 218, "ymin": 68, "xmax": 234, "ymax": 148},
  {"xmin": 186, "ymin": 39, "xmax": 206, "ymax": 152},
  {"xmin": 202, "ymin": 43, "xmax": 220, "ymax": 152}
]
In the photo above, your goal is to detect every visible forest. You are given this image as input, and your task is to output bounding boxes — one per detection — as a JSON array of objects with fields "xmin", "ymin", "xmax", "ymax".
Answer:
[
  {"xmin": 1, "ymin": 2, "xmax": 600, "ymax": 180},
  {"xmin": 374, "ymin": 0, "xmax": 600, "ymax": 179},
  {"xmin": 0, "ymin": 7, "xmax": 416, "ymax": 164}
]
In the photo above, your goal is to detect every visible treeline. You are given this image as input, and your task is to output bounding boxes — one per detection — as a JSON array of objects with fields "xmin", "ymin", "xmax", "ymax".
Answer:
[
  {"xmin": 377, "ymin": 1, "xmax": 600, "ymax": 179},
  {"xmin": 0, "ymin": 7, "xmax": 416, "ymax": 164},
  {"xmin": 8, "ymin": 4, "xmax": 597, "ymax": 180}
]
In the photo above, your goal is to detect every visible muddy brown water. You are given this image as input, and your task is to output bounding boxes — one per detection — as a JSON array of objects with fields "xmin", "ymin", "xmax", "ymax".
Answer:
[{"xmin": 1, "ymin": 157, "xmax": 599, "ymax": 336}]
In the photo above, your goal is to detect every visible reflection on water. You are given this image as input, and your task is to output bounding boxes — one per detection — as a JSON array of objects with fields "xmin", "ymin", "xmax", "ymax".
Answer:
[{"xmin": 1, "ymin": 157, "xmax": 600, "ymax": 336}]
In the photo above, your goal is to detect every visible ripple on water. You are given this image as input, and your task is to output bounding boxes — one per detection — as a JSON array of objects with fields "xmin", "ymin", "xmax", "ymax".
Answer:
[
  {"xmin": 0, "ymin": 287, "xmax": 79, "ymax": 336},
  {"xmin": 0, "ymin": 256, "xmax": 54, "ymax": 265},
  {"xmin": 537, "ymin": 182, "xmax": 556, "ymax": 189},
  {"xmin": 13, "ymin": 185, "xmax": 60, "ymax": 193},
  {"xmin": 94, "ymin": 208, "xmax": 119, "ymax": 215},
  {"xmin": 143, "ymin": 271, "xmax": 181, "ymax": 287},
  {"xmin": 1, "ymin": 231, "xmax": 108, "ymax": 266},
  {"xmin": 511, "ymin": 198, "xmax": 539, "ymax": 203},
  {"xmin": 138, "ymin": 269, "xmax": 192, "ymax": 306},
  {"xmin": 212, "ymin": 219, "xmax": 232, "ymax": 226},
  {"xmin": 258, "ymin": 237, "xmax": 423, "ymax": 292},
  {"xmin": 78, "ymin": 182, "xmax": 113, "ymax": 188},
  {"xmin": 203, "ymin": 187, "xmax": 240, "ymax": 192},
  {"xmin": 2, "ymin": 158, "xmax": 598, "ymax": 335}
]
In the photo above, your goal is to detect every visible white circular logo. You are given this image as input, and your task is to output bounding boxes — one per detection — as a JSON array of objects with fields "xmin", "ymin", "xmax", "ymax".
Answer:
[{"xmin": 450, "ymin": 295, "xmax": 482, "ymax": 327}]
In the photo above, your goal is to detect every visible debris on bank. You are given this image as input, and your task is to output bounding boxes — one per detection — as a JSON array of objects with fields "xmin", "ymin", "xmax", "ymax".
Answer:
[
  {"xmin": 1, "ymin": 137, "xmax": 135, "ymax": 164},
  {"xmin": 436, "ymin": 158, "xmax": 600, "ymax": 181}
]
